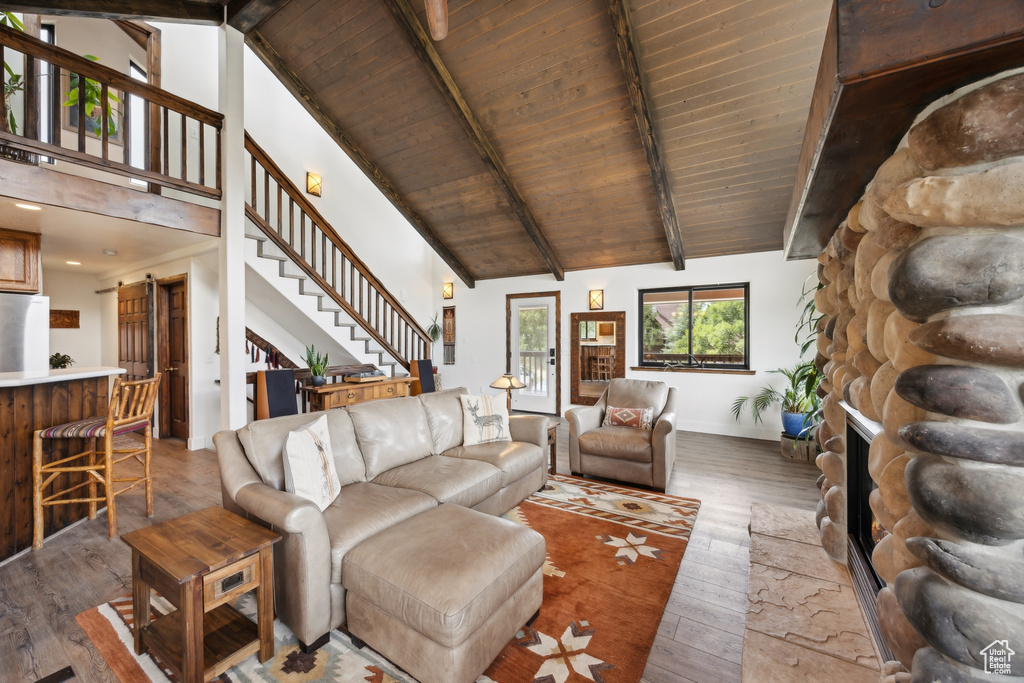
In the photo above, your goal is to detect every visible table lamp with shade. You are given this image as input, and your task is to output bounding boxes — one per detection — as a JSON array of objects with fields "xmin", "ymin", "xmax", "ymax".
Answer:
[{"xmin": 490, "ymin": 373, "xmax": 527, "ymax": 413}]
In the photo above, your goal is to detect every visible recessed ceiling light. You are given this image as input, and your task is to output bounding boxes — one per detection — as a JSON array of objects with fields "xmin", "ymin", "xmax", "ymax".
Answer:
[
  {"xmin": 15, "ymin": 203, "xmax": 41, "ymax": 211},
  {"xmin": 66, "ymin": 261, "xmax": 81, "ymax": 266},
  {"xmin": 102, "ymin": 249, "xmax": 118, "ymax": 256}
]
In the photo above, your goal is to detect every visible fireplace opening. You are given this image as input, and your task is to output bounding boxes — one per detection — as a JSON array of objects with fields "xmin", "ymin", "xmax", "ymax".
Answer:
[{"xmin": 846, "ymin": 417, "xmax": 895, "ymax": 662}]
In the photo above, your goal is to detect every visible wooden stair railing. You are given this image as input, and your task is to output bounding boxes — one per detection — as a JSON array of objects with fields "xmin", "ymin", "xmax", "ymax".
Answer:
[
  {"xmin": 0, "ymin": 25, "xmax": 222, "ymax": 200},
  {"xmin": 244, "ymin": 133, "xmax": 431, "ymax": 370}
]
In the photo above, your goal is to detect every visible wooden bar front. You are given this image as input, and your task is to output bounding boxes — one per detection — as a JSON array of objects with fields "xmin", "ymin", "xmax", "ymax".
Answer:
[{"xmin": 0, "ymin": 375, "xmax": 110, "ymax": 560}]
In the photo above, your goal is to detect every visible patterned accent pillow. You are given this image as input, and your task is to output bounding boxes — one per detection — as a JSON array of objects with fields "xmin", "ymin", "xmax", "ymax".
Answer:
[
  {"xmin": 460, "ymin": 394, "xmax": 512, "ymax": 446},
  {"xmin": 603, "ymin": 405, "xmax": 654, "ymax": 430},
  {"xmin": 283, "ymin": 415, "xmax": 341, "ymax": 511}
]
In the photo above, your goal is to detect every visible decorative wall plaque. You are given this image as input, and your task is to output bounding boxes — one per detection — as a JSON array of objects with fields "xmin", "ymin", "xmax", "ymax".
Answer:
[{"xmin": 50, "ymin": 310, "xmax": 80, "ymax": 329}]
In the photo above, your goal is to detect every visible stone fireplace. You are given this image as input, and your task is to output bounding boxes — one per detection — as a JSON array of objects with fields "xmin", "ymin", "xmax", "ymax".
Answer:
[{"xmin": 812, "ymin": 70, "xmax": 1024, "ymax": 681}]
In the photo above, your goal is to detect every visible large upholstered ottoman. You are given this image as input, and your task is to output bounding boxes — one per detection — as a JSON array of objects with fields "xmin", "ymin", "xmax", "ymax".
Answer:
[{"xmin": 343, "ymin": 503, "xmax": 545, "ymax": 683}]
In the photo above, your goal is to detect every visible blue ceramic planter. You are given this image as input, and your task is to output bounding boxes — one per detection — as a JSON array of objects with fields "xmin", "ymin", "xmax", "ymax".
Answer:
[{"xmin": 781, "ymin": 411, "xmax": 813, "ymax": 438}]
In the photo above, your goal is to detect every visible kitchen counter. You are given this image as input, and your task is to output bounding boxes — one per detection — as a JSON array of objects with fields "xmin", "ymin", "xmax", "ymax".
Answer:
[
  {"xmin": 0, "ymin": 366, "xmax": 125, "ymax": 388},
  {"xmin": 0, "ymin": 366, "xmax": 124, "ymax": 560}
]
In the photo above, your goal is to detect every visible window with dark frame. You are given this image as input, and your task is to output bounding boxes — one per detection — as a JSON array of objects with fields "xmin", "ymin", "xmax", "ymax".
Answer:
[
  {"xmin": 128, "ymin": 61, "xmax": 147, "ymax": 185},
  {"xmin": 638, "ymin": 283, "xmax": 749, "ymax": 369},
  {"xmin": 37, "ymin": 24, "xmax": 57, "ymax": 163}
]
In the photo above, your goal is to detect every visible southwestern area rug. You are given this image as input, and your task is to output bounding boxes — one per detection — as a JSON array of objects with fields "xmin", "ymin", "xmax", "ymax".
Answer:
[{"xmin": 77, "ymin": 474, "xmax": 700, "ymax": 683}]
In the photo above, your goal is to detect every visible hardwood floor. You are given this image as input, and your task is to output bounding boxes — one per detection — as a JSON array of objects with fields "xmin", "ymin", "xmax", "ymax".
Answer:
[{"xmin": 0, "ymin": 428, "xmax": 820, "ymax": 683}]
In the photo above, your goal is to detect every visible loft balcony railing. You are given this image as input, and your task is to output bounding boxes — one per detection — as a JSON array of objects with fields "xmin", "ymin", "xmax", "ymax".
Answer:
[
  {"xmin": 0, "ymin": 25, "xmax": 222, "ymax": 200},
  {"xmin": 245, "ymin": 133, "xmax": 431, "ymax": 370}
]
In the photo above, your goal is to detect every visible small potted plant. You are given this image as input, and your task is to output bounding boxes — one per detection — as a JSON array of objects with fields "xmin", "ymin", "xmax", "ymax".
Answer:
[
  {"xmin": 49, "ymin": 352, "xmax": 75, "ymax": 369},
  {"xmin": 731, "ymin": 362, "xmax": 822, "ymax": 439},
  {"xmin": 303, "ymin": 344, "xmax": 329, "ymax": 387}
]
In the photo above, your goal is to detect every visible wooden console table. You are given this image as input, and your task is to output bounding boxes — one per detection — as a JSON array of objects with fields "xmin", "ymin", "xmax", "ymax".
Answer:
[
  {"xmin": 121, "ymin": 507, "xmax": 280, "ymax": 683},
  {"xmin": 300, "ymin": 376, "xmax": 413, "ymax": 411}
]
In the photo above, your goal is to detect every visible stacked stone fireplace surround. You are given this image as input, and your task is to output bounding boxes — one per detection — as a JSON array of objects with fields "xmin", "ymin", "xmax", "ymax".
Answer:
[{"xmin": 813, "ymin": 70, "xmax": 1024, "ymax": 682}]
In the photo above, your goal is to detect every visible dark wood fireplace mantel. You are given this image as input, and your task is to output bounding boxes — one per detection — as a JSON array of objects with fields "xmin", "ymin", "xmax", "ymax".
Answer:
[{"xmin": 783, "ymin": 0, "xmax": 1024, "ymax": 259}]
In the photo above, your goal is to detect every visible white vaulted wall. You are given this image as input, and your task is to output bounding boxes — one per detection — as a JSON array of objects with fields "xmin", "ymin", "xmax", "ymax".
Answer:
[{"xmin": 432, "ymin": 251, "xmax": 816, "ymax": 441}]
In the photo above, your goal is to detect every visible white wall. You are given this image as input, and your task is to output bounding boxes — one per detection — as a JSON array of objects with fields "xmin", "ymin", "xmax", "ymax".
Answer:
[
  {"xmin": 432, "ymin": 251, "xmax": 817, "ymax": 441},
  {"xmin": 41, "ymin": 267, "xmax": 104, "ymax": 367}
]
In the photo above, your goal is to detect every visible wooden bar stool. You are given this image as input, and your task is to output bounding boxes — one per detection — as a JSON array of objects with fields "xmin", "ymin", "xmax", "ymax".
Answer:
[
  {"xmin": 594, "ymin": 355, "xmax": 612, "ymax": 380},
  {"xmin": 32, "ymin": 373, "xmax": 162, "ymax": 549}
]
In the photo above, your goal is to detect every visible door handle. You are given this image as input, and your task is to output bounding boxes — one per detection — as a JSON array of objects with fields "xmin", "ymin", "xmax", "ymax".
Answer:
[{"xmin": 164, "ymin": 367, "xmax": 178, "ymax": 372}]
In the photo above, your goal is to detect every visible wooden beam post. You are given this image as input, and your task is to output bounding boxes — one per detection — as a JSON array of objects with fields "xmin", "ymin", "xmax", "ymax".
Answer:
[
  {"xmin": 226, "ymin": 0, "xmax": 288, "ymax": 34},
  {"xmin": 245, "ymin": 30, "xmax": 476, "ymax": 288},
  {"xmin": 607, "ymin": 0, "xmax": 686, "ymax": 270},
  {"xmin": 382, "ymin": 0, "xmax": 566, "ymax": 281},
  {"xmin": 0, "ymin": 1, "xmax": 223, "ymax": 24}
]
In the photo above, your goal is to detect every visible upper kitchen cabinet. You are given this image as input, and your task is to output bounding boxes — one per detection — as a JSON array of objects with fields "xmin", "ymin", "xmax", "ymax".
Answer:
[{"xmin": 0, "ymin": 228, "xmax": 41, "ymax": 293}]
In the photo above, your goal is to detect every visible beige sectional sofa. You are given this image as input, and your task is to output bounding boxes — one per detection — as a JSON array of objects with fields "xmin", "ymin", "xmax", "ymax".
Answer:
[{"xmin": 213, "ymin": 387, "xmax": 548, "ymax": 655}]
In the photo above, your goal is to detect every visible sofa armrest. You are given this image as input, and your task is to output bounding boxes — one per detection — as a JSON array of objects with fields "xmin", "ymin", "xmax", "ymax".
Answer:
[
  {"xmin": 566, "ymin": 404, "xmax": 604, "ymax": 474},
  {"xmin": 235, "ymin": 482, "xmax": 326, "ymax": 535},
  {"xmin": 235, "ymin": 481, "xmax": 332, "ymax": 645},
  {"xmin": 214, "ymin": 429, "xmax": 332, "ymax": 646},
  {"xmin": 509, "ymin": 414, "xmax": 548, "ymax": 449},
  {"xmin": 651, "ymin": 387, "xmax": 678, "ymax": 491}
]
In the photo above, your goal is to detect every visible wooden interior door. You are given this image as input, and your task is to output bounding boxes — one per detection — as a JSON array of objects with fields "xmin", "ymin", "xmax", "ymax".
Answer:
[
  {"xmin": 118, "ymin": 280, "xmax": 153, "ymax": 381},
  {"xmin": 158, "ymin": 276, "xmax": 189, "ymax": 440}
]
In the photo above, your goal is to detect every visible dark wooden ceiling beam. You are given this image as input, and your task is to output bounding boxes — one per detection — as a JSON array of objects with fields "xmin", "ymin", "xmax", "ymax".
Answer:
[
  {"xmin": 607, "ymin": 0, "xmax": 686, "ymax": 270},
  {"xmin": 383, "ymin": 0, "xmax": 565, "ymax": 281},
  {"xmin": 0, "ymin": 1, "xmax": 224, "ymax": 25},
  {"xmin": 226, "ymin": 0, "xmax": 286, "ymax": 33},
  {"xmin": 245, "ymin": 30, "xmax": 476, "ymax": 288}
]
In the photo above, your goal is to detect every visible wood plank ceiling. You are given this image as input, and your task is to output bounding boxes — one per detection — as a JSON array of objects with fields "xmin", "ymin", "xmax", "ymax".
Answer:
[{"xmin": 249, "ymin": 0, "xmax": 831, "ymax": 283}]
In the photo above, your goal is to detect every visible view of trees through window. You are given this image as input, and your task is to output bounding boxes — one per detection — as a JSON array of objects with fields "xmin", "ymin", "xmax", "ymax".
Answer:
[
  {"xmin": 639, "ymin": 285, "xmax": 748, "ymax": 368},
  {"xmin": 518, "ymin": 306, "xmax": 548, "ymax": 393}
]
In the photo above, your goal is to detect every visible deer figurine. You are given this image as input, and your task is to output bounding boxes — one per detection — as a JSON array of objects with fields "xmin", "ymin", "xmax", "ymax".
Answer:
[{"xmin": 466, "ymin": 400, "xmax": 505, "ymax": 441}]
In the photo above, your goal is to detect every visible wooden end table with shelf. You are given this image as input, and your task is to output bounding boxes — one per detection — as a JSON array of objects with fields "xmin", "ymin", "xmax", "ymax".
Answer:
[{"xmin": 121, "ymin": 507, "xmax": 281, "ymax": 683}]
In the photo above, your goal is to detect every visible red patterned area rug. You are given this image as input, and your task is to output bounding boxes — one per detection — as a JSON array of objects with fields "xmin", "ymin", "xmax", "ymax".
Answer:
[{"xmin": 77, "ymin": 474, "xmax": 699, "ymax": 683}]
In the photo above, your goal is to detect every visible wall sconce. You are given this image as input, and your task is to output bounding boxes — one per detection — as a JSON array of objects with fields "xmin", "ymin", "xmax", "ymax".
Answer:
[
  {"xmin": 442, "ymin": 282, "xmax": 454, "ymax": 299},
  {"xmin": 306, "ymin": 172, "xmax": 322, "ymax": 197},
  {"xmin": 589, "ymin": 289, "xmax": 604, "ymax": 310}
]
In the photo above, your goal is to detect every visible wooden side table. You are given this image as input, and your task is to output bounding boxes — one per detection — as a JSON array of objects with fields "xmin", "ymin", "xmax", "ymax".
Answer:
[
  {"xmin": 547, "ymin": 418, "xmax": 560, "ymax": 474},
  {"xmin": 121, "ymin": 507, "xmax": 281, "ymax": 683}
]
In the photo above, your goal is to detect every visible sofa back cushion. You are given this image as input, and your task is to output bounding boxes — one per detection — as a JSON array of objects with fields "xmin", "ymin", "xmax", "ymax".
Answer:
[
  {"xmin": 237, "ymin": 409, "xmax": 366, "ymax": 490},
  {"xmin": 418, "ymin": 387, "xmax": 468, "ymax": 453},
  {"xmin": 348, "ymin": 396, "xmax": 433, "ymax": 479},
  {"xmin": 606, "ymin": 378, "xmax": 670, "ymax": 418}
]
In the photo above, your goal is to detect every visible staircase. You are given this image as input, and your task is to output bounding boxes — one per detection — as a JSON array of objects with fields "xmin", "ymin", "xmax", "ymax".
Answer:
[{"xmin": 243, "ymin": 133, "xmax": 432, "ymax": 376}]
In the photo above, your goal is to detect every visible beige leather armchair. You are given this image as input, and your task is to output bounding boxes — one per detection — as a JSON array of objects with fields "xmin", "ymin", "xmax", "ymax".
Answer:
[{"xmin": 565, "ymin": 378, "xmax": 677, "ymax": 492}]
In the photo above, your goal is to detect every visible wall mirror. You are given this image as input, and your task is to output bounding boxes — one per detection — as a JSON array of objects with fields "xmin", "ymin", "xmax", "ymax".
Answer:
[{"xmin": 570, "ymin": 311, "xmax": 625, "ymax": 406}]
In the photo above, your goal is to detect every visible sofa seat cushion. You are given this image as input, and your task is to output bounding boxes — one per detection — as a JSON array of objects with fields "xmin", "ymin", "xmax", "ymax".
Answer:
[
  {"xmin": 444, "ymin": 441, "xmax": 544, "ymax": 487},
  {"xmin": 343, "ymin": 504, "xmax": 546, "ymax": 648},
  {"xmin": 578, "ymin": 425, "xmax": 653, "ymax": 463},
  {"xmin": 322, "ymin": 482, "xmax": 437, "ymax": 584},
  {"xmin": 372, "ymin": 455, "xmax": 502, "ymax": 508}
]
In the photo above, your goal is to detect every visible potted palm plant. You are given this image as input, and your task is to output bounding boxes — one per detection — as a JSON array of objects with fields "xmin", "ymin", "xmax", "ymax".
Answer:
[
  {"xmin": 731, "ymin": 362, "xmax": 822, "ymax": 438},
  {"xmin": 303, "ymin": 344, "xmax": 329, "ymax": 387}
]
